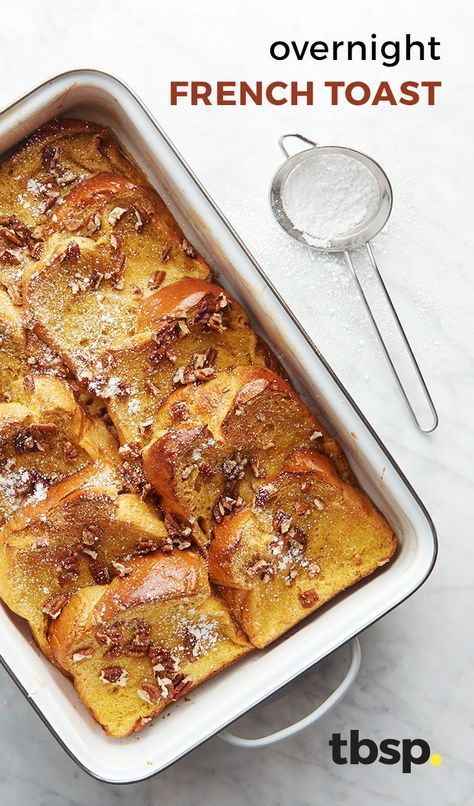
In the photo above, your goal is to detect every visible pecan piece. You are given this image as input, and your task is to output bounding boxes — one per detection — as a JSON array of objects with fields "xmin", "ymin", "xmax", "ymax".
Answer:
[
  {"xmin": 137, "ymin": 682, "xmax": 164, "ymax": 704},
  {"xmin": 99, "ymin": 666, "xmax": 128, "ymax": 686},
  {"xmin": 41, "ymin": 592, "xmax": 70, "ymax": 619},
  {"xmin": 170, "ymin": 674, "xmax": 193, "ymax": 700},
  {"xmin": 148, "ymin": 269, "xmax": 166, "ymax": 290},
  {"xmin": 89, "ymin": 560, "xmax": 110, "ymax": 584},
  {"xmin": 95, "ymin": 621, "xmax": 125, "ymax": 647},
  {"xmin": 181, "ymin": 238, "xmax": 196, "ymax": 258},
  {"xmin": 299, "ymin": 589, "xmax": 319, "ymax": 608}
]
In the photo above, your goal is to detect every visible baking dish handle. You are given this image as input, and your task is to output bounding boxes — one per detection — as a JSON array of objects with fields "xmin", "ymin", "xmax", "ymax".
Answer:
[{"xmin": 218, "ymin": 637, "xmax": 361, "ymax": 748}]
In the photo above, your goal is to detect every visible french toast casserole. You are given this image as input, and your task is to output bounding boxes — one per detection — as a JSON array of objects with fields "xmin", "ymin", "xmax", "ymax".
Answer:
[{"xmin": 0, "ymin": 119, "xmax": 397, "ymax": 737}]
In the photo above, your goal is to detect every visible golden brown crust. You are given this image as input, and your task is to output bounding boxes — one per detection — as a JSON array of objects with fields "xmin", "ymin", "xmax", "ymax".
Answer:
[
  {"xmin": 49, "ymin": 551, "xmax": 210, "ymax": 669},
  {"xmin": 208, "ymin": 449, "xmax": 397, "ymax": 647},
  {"xmin": 92, "ymin": 279, "xmax": 264, "ymax": 446},
  {"xmin": 142, "ymin": 366, "xmax": 353, "ymax": 545}
]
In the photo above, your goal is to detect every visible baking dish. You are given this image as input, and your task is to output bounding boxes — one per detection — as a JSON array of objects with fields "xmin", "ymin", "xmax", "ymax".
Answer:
[{"xmin": 0, "ymin": 70, "xmax": 437, "ymax": 783}]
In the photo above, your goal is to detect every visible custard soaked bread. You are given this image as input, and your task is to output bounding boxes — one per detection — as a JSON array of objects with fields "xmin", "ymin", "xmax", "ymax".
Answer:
[
  {"xmin": 0, "ymin": 462, "xmax": 168, "ymax": 655},
  {"xmin": 0, "ymin": 116, "xmax": 397, "ymax": 737},
  {"xmin": 49, "ymin": 551, "xmax": 251, "ymax": 737},
  {"xmin": 143, "ymin": 366, "xmax": 353, "ymax": 544},
  {"xmin": 0, "ymin": 120, "xmax": 144, "ymax": 293},
  {"xmin": 24, "ymin": 173, "xmax": 211, "ymax": 378},
  {"xmin": 91, "ymin": 279, "xmax": 267, "ymax": 446},
  {"xmin": 208, "ymin": 450, "xmax": 397, "ymax": 647},
  {"xmin": 0, "ymin": 288, "xmax": 66, "ymax": 399},
  {"xmin": 0, "ymin": 375, "xmax": 119, "ymax": 524}
]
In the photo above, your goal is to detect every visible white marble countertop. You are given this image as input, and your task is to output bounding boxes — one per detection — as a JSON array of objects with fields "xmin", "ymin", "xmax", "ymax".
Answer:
[{"xmin": 0, "ymin": 1, "xmax": 472, "ymax": 804}]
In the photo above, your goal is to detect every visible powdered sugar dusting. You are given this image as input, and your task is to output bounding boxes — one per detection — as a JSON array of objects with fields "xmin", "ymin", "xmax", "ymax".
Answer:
[{"xmin": 281, "ymin": 153, "xmax": 380, "ymax": 244}]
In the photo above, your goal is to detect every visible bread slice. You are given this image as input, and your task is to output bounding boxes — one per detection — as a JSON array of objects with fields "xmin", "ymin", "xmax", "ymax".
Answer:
[
  {"xmin": 0, "ymin": 119, "xmax": 144, "ymax": 228},
  {"xmin": 0, "ymin": 288, "xmax": 67, "ymax": 399},
  {"xmin": 0, "ymin": 374, "xmax": 119, "ymax": 524},
  {"xmin": 0, "ymin": 462, "xmax": 168, "ymax": 656},
  {"xmin": 49, "ymin": 551, "xmax": 251, "ymax": 737},
  {"xmin": 0, "ymin": 119, "xmax": 144, "ymax": 294},
  {"xmin": 91, "ymin": 278, "xmax": 266, "ymax": 446},
  {"xmin": 208, "ymin": 449, "xmax": 397, "ymax": 647},
  {"xmin": 50, "ymin": 171, "xmax": 210, "ymax": 283},
  {"xmin": 23, "ymin": 176, "xmax": 212, "ymax": 377},
  {"xmin": 142, "ymin": 365, "xmax": 353, "ymax": 544}
]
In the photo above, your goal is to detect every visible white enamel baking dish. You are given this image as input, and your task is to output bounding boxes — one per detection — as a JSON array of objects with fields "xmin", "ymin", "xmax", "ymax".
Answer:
[{"xmin": 0, "ymin": 70, "xmax": 437, "ymax": 784}]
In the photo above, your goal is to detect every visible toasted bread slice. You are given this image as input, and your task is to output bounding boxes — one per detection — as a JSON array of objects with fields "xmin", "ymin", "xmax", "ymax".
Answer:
[
  {"xmin": 208, "ymin": 450, "xmax": 397, "ymax": 647},
  {"xmin": 50, "ymin": 172, "xmax": 210, "ymax": 280},
  {"xmin": 0, "ymin": 375, "xmax": 119, "ymax": 524},
  {"xmin": 0, "ymin": 462, "xmax": 168, "ymax": 655},
  {"xmin": 0, "ymin": 119, "xmax": 144, "ymax": 291},
  {"xmin": 0, "ymin": 288, "xmax": 66, "ymax": 398},
  {"xmin": 142, "ymin": 366, "xmax": 352, "ymax": 544},
  {"xmin": 0, "ymin": 119, "xmax": 144, "ymax": 228},
  {"xmin": 49, "ymin": 551, "xmax": 251, "ymax": 737},
  {"xmin": 23, "ymin": 178, "xmax": 212, "ymax": 376},
  {"xmin": 91, "ymin": 279, "xmax": 266, "ymax": 445}
]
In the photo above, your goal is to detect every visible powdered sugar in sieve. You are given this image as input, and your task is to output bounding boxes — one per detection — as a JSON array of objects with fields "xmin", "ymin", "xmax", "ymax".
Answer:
[{"xmin": 281, "ymin": 152, "xmax": 380, "ymax": 247}]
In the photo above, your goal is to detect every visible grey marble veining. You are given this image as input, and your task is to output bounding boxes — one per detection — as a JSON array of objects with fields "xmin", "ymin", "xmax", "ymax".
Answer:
[{"xmin": 0, "ymin": 1, "xmax": 472, "ymax": 804}]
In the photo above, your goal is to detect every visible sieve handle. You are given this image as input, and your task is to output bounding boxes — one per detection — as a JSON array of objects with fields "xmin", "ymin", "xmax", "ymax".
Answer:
[
  {"xmin": 344, "ymin": 244, "xmax": 439, "ymax": 433},
  {"xmin": 278, "ymin": 133, "xmax": 318, "ymax": 158}
]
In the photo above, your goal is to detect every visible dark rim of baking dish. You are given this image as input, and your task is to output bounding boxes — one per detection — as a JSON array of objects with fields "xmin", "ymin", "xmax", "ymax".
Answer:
[{"xmin": 0, "ymin": 69, "xmax": 438, "ymax": 786}]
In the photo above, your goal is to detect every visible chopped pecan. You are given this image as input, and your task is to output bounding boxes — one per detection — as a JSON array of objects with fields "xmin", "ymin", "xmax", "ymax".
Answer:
[
  {"xmin": 137, "ymin": 682, "xmax": 165, "ymax": 704},
  {"xmin": 99, "ymin": 665, "xmax": 128, "ymax": 686},
  {"xmin": 13, "ymin": 429, "xmax": 37, "ymax": 453},
  {"xmin": 148, "ymin": 269, "xmax": 166, "ymax": 290},
  {"xmin": 135, "ymin": 538, "xmax": 162, "ymax": 555},
  {"xmin": 72, "ymin": 646, "xmax": 94, "ymax": 663},
  {"xmin": 86, "ymin": 211, "xmax": 101, "ymax": 235},
  {"xmin": 95, "ymin": 621, "xmax": 125, "ymax": 647},
  {"xmin": 57, "ymin": 551, "xmax": 80, "ymax": 585},
  {"xmin": 63, "ymin": 440, "xmax": 79, "ymax": 461},
  {"xmin": 61, "ymin": 242, "xmax": 81, "ymax": 263},
  {"xmin": 160, "ymin": 244, "xmax": 171, "ymax": 262},
  {"xmin": 222, "ymin": 452, "xmax": 248, "ymax": 488},
  {"xmin": 254, "ymin": 483, "xmax": 276, "ymax": 510},
  {"xmin": 170, "ymin": 674, "xmax": 193, "ymax": 700},
  {"xmin": 41, "ymin": 591, "xmax": 70, "ymax": 619},
  {"xmin": 250, "ymin": 458, "xmax": 266, "ymax": 479},
  {"xmin": 30, "ymin": 422, "xmax": 58, "ymax": 435},
  {"xmin": 0, "ymin": 226, "xmax": 24, "ymax": 247},
  {"xmin": 81, "ymin": 525, "xmax": 102, "ymax": 546},
  {"xmin": 128, "ymin": 618, "xmax": 152, "ymax": 655},
  {"xmin": 107, "ymin": 206, "xmax": 128, "ymax": 226},
  {"xmin": 247, "ymin": 559, "xmax": 275, "ymax": 582},
  {"xmin": 181, "ymin": 238, "xmax": 196, "ymax": 258},
  {"xmin": 299, "ymin": 589, "xmax": 319, "ymax": 608},
  {"xmin": 111, "ymin": 560, "xmax": 132, "ymax": 578},
  {"xmin": 133, "ymin": 204, "xmax": 151, "ymax": 231},
  {"xmin": 164, "ymin": 512, "xmax": 192, "ymax": 540},
  {"xmin": 295, "ymin": 500, "xmax": 310, "ymax": 516},
  {"xmin": 0, "ymin": 249, "xmax": 21, "ymax": 265},
  {"xmin": 149, "ymin": 646, "xmax": 179, "ymax": 676},
  {"xmin": 212, "ymin": 494, "xmax": 245, "ymax": 523},
  {"xmin": 170, "ymin": 401, "xmax": 189, "ymax": 421},
  {"xmin": 88, "ymin": 560, "xmax": 110, "ymax": 584}
]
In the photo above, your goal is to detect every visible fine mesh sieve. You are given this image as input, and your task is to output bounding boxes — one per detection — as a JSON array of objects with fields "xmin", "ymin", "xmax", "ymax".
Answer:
[{"xmin": 270, "ymin": 133, "xmax": 438, "ymax": 433}]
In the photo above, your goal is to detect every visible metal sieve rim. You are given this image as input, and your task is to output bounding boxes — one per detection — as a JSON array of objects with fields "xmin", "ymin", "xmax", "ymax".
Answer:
[{"xmin": 270, "ymin": 144, "xmax": 393, "ymax": 252}]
